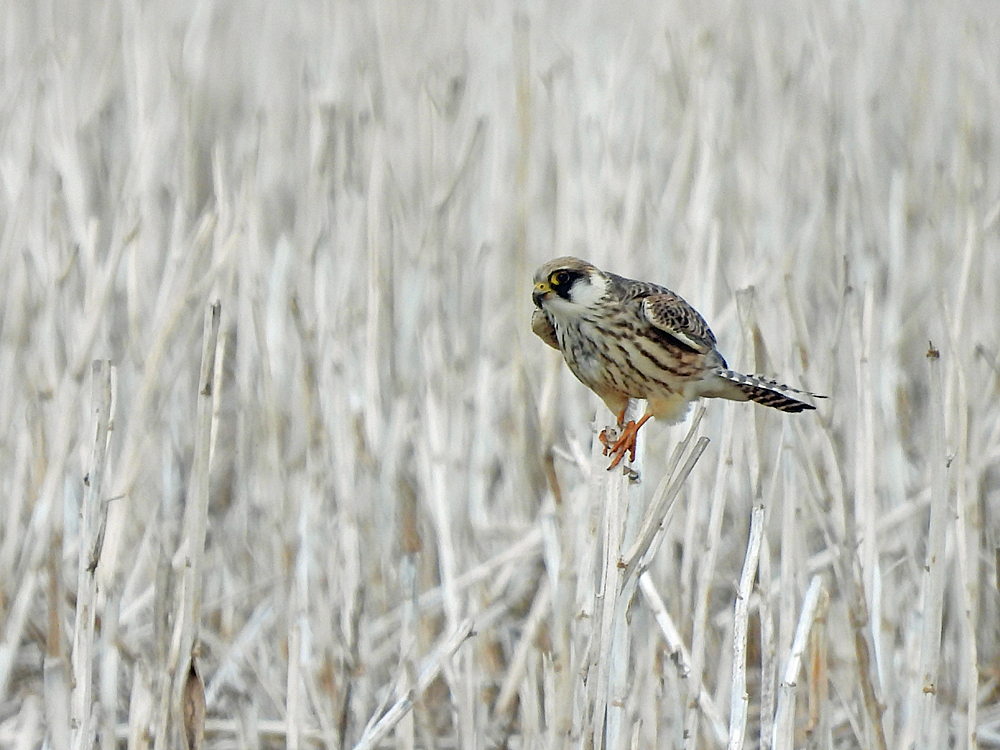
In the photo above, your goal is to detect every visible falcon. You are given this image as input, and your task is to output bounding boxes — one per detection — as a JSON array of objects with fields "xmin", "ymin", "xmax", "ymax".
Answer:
[{"xmin": 531, "ymin": 257, "xmax": 822, "ymax": 469}]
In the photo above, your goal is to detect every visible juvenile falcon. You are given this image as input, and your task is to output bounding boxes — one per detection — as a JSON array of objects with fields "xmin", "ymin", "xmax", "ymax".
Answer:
[{"xmin": 531, "ymin": 257, "xmax": 822, "ymax": 469}]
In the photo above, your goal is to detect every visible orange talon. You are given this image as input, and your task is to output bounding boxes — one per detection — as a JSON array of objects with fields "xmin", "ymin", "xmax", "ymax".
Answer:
[
  {"xmin": 605, "ymin": 414, "xmax": 652, "ymax": 470},
  {"xmin": 615, "ymin": 406, "xmax": 628, "ymax": 430}
]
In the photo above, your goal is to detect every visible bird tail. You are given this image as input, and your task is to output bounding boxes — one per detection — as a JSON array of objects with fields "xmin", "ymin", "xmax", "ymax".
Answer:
[{"xmin": 711, "ymin": 369, "xmax": 823, "ymax": 413}]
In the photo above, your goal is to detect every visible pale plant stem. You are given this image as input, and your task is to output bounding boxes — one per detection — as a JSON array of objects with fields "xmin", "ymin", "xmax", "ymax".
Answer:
[
  {"xmin": 728, "ymin": 503, "xmax": 765, "ymax": 750},
  {"xmin": 422, "ymin": 388, "xmax": 461, "ymax": 630},
  {"xmin": 153, "ymin": 302, "xmax": 220, "ymax": 750},
  {"xmin": 547, "ymin": 474, "xmax": 576, "ymax": 750},
  {"xmin": 951, "ymin": 340, "xmax": 978, "ymax": 750},
  {"xmin": 918, "ymin": 343, "xmax": 948, "ymax": 742},
  {"xmin": 776, "ymin": 453, "xmax": 797, "ymax": 739},
  {"xmin": 98, "ymin": 573, "xmax": 121, "ymax": 750},
  {"xmin": 855, "ymin": 285, "xmax": 886, "ymax": 700},
  {"xmin": 620, "ymin": 408, "xmax": 707, "ymax": 579},
  {"xmin": 70, "ymin": 361, "xmax": 113, "ymax": 750},
  {"xmin": 758, "ymin": 533, "xmax": 776, "ymax": 750},
  {"xmin": 684, "ymin": 402, "xmax": 736, "ymax": 749},
  {"xmin": 398, "ymin": 554, "xmax": 417, "ymax": 750},
  {"xmin": 771, "ymin": 575, "xmax": 824, "ymax": 750},
  {"xmin": 944, "ymin": 291, "xmax": 980, "ymax": 750},
  {"xmin": 588, "ymin": 419, "xmax": 633, "ymax": 750}
]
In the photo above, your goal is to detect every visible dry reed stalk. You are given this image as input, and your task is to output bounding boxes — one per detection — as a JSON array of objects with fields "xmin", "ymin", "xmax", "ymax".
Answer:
[
  {"xmin": 940, "ymin": 287, "xmax": 981, "ymax": 748},
  {"xmin": 397, "ymin": 549, "xmax": 418, "ymax": 750},
  {"xmin": 854, "ymin": 286, "xmax": 883, "ymax": 674},
  {"xmin": 101, "ymin": 228, "xmax": 223, "ymax": 608},
  {"xmin": 804, "ymin": 288, "xmax": 885, "ymax": 750},
  {"xmin": 950, "ymin": 353, "xmax": 979, "ymax": 750},
  {"xmin": 43, "ymin": 544, "xmax": 69, "ymax": 750},
  {"xmin": 587, "ymin": 418, "xmax": 639, "ymax": 750},
  {"xmin": 728, "ymin": 502, "xmax": 764, "ymax": 750},
  {"xmin": 70, "ymin": 360, "xmax": 113, "ymax": 750},
  {"xmin": 619, "ymin": 410, "xmax": 708, "ymax": 580},
  {"xmin": 684, "ymin": 402, "xmax": 737, "ymax": 749},
  {"xmin": 771, "ymin": 575, "xmax": 824, "ymax": 749},
  {"xmin": 805, "ymin": 587, "xmax": 830, "ymax": 747},
  {"xmin": 99, "ymin": 594, "xmax": 121, "ymax": 750},
  {"xmin": 758, "ymin": 532, "xmax": 776, "ymax": 750},
  {"xmin": 152, "ymin": 302, "xmax": 221, "ymax": 749},
  {"xmin": 544, "ymin": 442, "xmax": 582, "ymax": 750},
  {"xmin": 918, "ymin": 343, "xmax": 948, "ymax": 741}
]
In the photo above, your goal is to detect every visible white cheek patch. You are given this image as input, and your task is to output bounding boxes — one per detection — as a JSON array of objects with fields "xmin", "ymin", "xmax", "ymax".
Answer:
[{"xmin": 569, "ymin": 273, "xmax": 607, "ymax": 308}]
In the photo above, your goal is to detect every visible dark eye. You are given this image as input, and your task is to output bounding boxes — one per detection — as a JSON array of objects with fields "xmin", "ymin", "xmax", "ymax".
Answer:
[{"xmin": 552, "ymin": 270, "xmax": 570, "ymax": 287}]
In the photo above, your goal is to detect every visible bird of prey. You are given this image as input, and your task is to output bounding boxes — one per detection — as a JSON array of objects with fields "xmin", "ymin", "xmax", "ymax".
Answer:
[{"xmin": 531, "ymin": 257, "xmax": 822, "ymax": 469}]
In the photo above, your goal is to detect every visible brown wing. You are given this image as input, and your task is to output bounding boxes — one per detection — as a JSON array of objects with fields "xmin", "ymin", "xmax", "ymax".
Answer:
[
  {"xmin": 641, "ymin": 293, "xmax": 717, "ymax": 353},
  {"xmin": 605, "ymin": 272, "xmax": 717, "ymax": 353},
  {"xmin": 531, "ymin": 309, "xmax": 560, "ymax": 349}
]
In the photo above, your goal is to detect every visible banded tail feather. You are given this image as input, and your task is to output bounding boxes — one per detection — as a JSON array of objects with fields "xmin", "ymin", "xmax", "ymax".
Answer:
[{"xmin": 716, "ymin": 369, "xmax": 823, "ymax": 413}]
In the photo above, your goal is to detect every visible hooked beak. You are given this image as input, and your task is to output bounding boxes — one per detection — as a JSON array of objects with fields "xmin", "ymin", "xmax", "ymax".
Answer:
[{"xmin": 533, "ymin": 281, "xmax": 552, "ymax": 308}]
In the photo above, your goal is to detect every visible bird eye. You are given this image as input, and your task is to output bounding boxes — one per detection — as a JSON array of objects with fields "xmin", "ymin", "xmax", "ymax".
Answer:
[{"xmin": 552, "ymin": 270, "xmax": 570, "ymax": 287}]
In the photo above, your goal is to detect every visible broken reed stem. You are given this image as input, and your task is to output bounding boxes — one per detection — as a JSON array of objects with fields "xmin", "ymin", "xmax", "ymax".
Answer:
[
  {"xmin": 771, "ymin": 575, "xmax": 824, "ymax": 750},
  {"xmin": 594, "ymin": 406, "xmax": 708, "ymax": 750},
  {"xmin": 620, "ymin": 434, "xmax": 709, "ymax": 585},
  {"xmin": 728, "ymin": 503, "xmax": 765, "ymax": 750},
  {"xmin": 590, "ymin": 417, "xmax": 640, "ymax": 750},
  {"xmin": 918, "ymin": 343, "xmax": 948, "ymax": 739},
  {"xmin": 152, "ymin": 301, "xmax": 221, "ymax": 750},
  {"xmin": 620, "ymin": 408, "xmax": 707, "ymax": 579},
  {"xmin": 806, "ymin": 590, "xmax": 830, "ymax": 745},
  {"xmin": 70, "ymin": 360, "xmax": 113, "ymax": 750}
]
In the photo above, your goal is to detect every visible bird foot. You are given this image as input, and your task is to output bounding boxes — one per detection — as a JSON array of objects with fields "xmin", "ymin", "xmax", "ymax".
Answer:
[{"xmin": 603, "ymin": 420, "xmax": 640, "ymax": 470}]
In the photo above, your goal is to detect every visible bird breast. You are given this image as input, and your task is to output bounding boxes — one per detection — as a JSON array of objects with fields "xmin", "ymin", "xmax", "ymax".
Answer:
[{"xmin": 550, "ymin": 307, "xmax": 710, "ymax": 401}]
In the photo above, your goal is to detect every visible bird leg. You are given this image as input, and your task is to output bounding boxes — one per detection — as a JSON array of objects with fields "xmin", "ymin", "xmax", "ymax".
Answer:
[
  {"xmin": 605, "ymin": 413, "xmax": 652, "ymax": 470},
  {"xmin": 599, "ymin": 406, "xmax": 629, "ymax": 452}
]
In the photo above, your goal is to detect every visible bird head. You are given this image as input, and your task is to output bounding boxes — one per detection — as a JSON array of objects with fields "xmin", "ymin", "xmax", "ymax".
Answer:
[{"xmin": 532, "ymin": 257, "xmax": 608, "ymax": 315}]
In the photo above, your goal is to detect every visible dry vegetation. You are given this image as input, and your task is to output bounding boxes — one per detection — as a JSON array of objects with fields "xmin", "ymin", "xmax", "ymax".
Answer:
[{"xmin": 1, "ymin": 1, "xmax": 999, "ymax": 748}]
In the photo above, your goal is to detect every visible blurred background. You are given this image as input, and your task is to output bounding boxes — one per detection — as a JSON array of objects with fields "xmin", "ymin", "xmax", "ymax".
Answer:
[{"xmin": 1, "ymin": 0, "xmax": 998, "ymax": 747}]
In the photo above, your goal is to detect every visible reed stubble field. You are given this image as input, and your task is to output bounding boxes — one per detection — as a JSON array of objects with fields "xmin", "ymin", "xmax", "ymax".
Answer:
[{"xmin": 1, "ymin": 0, "xmax": 998, "ymax": 748}]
